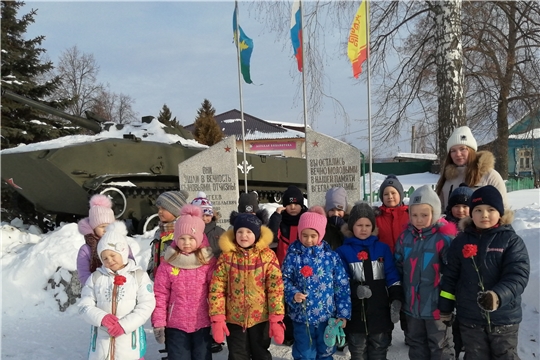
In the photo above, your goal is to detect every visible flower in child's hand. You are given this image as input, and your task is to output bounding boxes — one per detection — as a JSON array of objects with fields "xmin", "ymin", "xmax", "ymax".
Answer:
[
  {"xmin": 357, "ymin": 251, "xmax": 368, "ymax": 261},
  {"xmin": 300, "ymin": 265, "xmax": 313, "ymax": 278},
  {"xmin": 114, "ymin": 275, "xmax": 127, "ymax": 286},
  {"xmin": 462, "ymin": 244, "xmax": 477, "ymax": 258}
]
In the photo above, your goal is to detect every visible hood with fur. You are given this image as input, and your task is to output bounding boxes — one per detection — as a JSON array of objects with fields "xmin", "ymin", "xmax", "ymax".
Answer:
[
  {"xmin": 458, "ymin": 209, "xmax": 515, "ymax": 231},
  {"xmin": 444, "ymin": 150, "xmax": 494, "ymax": 180},
  {"xmin": 218, "ymin": 225, "xmax": 274, "ymax": 254}
]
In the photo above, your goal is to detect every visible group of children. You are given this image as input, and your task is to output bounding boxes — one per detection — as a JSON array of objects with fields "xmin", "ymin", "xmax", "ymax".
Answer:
[{"xmin": 76, "ymin": 175, "xmax": 529, "ymax": 360}]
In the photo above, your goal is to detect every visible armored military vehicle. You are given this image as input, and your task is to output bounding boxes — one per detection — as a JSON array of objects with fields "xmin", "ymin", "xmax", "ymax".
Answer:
[{"xmin": 1, "ymin": 90, "xmax": 307, "ymax": 233}]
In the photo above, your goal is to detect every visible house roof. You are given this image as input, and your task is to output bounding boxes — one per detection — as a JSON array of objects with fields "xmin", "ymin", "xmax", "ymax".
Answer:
[
  {"xmin": 184, "ymin": 109, "xmax": 305, "ymax": 141},
  {"xmin": 509, "ymin": 109, "xmax": 540, "ymax": 135},
  {"xmin": 394, "ymin": 152, "xmax": 438, "ymax": 161}
]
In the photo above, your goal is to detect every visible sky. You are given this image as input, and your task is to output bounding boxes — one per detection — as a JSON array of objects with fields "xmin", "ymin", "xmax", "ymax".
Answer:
[
  {"xmin": 19, "ymin": 1, "xmax": 411, "ymax": 156},
  {"xmin": 1, "ymin": 176, "xmax": 539, "ymax": 359}
]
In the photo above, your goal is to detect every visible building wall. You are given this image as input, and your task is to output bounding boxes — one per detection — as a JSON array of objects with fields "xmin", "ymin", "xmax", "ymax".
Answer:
[
  {"xmin": 235, "ymin": 138, "xmax": 305, "ymax": 158},
  {"xmin": 508, "ymin": 138, "xmax": 539, "ymax": 178}
]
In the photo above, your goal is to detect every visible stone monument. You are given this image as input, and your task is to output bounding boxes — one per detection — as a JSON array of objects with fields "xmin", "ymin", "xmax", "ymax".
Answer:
[{"xmin": 179, "ymin": 136, "xmax": 239, "ymax": 226}]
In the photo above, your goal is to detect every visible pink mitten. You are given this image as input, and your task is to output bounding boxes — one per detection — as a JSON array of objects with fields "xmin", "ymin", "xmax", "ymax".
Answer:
[
  {"xmin": 101, "ymin": 314, "xmax": 118, "ymax": 329},
  {"xmin": 210, "ymin": 315, "xmax": 230, "ymax": 344},
  {"xmin": 269, "ymin": 314, "xmax": 285, "ymax": 345},
  {"xmin": 108, "ymin": 321, "xmax": 125, "ymax": 337}
]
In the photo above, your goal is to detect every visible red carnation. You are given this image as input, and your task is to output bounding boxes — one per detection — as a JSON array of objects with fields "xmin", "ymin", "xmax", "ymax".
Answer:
[
  {"xmin": 114, "ymin": 275, "xmax": 127, "ymax": 286},
  {"xmin": 357, "ymin": 251, "xmax": 368, "ymax": 261},
  {"xmin": 462, "ymin": 244, "xmax": 478, "ymax": 258},
  {"xmin": 300, "ymin": 265, "xmax": 313, "ymax": 278}
]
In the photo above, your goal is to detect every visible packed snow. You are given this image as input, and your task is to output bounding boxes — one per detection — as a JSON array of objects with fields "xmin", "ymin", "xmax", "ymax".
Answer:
[{"xmin": 1, "ymin": 173, "xmax": 539, "ymax": 359}]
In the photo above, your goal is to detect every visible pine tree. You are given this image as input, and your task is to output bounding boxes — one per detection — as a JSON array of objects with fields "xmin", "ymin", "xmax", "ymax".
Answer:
[
  {"xmin": 157, "ymin": 104, "xmax": 173, "ymax": 126},
  {"xmin": 193, "ymin": 99, "xmax": 223, "ymax": 146},
  {"xmin": 1, "ymin": 1, "xmax": 77, "ymax": 148}
]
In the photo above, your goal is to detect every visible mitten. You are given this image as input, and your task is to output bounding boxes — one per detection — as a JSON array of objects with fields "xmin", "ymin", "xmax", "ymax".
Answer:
[
  {"xmin": 101, "ymin": 314, "xmax": 118, "ymax": 329},
  {"xmin": 477, "ymin": 290, "xmax": 499, "ymax": 312},
  {"xmin": 269, "ymin": 314, "xmax": 285, "ymax": 345},
  {"xmin": 356, "ymin": 285, "xmax": 372, "ymax": 299},
  {"xmin": 108, "ymin": 321, "xmax": 125, "ymax": 337},
  {"xmin": 390, "ymin": 300, "xmax": 401, "ymax": 323},
  {"xmin": 153, "ymin": 327, "xmax": 165, "ymax": 344},
  {"xmin": 210, "ymin": 315, "xmax": 230, "ymax": 344},
  {"xmin": 439, "ymin": 312, "xmax": 454, "ymax": 327}
]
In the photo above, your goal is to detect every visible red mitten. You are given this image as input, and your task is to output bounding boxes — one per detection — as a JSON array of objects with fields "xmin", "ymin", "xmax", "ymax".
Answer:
[
  {"xmin": 101, "ymin": 314, "xmax": 118, "ymax": 329},
  {"xmin": 108, "ymin": 321, "xmax": 125, "ymax": 337},
  {"xmin": 269, "ymin": 314, "xmax": 285, "ymax": 345},
  {"xmin": 210, "ymin": 315, "xmax": 230, "ymax": 344}
]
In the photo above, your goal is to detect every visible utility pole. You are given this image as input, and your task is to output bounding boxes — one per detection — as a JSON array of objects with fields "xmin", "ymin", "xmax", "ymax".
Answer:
[{"xmin": 411, "ymin": 125, "xmax": 416, "ymax": 153}]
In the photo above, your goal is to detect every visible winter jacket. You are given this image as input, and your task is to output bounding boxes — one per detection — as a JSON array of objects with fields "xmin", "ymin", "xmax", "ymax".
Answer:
[
  {"xmin": 325, "ymin": 214, "xmax": 349, "ymax": 250},
  {"xmin": 209, "ymin": 226, "xmax": 285, "ymax": 329},
  {"xmin": 152, "ymin": 237, "xmax": 216, "ymax": 333},
  {"xmin": 439, "ymin": 151, "xmax": 507, "ymax": 210},
  {"xmin": 439, "ymin": 212, "xmax": 530, "ymax": 326},
  {"xmin": 375, "ymin": 204, "xmax": 409, "ymax": 253},
  {"xmin": 77, "ymin": 218, "xmax": 135, "ymax": 285},
  {"xmin": 282, "ymin": 239, "xmax": 351, "ymax": 326},
  {"xmin": 336, "ymin": 233, "xmax": 403, "ymax": 334},
  {"xmin": 394, "ymin": 219, "xmax": 457, "ymax": 320},
  {"xmin": 147, "ymin": 220, "xmax": 176, "ymax": 280},
  {"xmin": 79, "ymin": 260, "xmax": 156, "ymax": 360},
  {"xmin": 268, "ymin": 207, "xmax": 307, "ymax": 264},
  {"xmin": 204, "ymin": 220, "xmax": 226, "ymax": 258}
]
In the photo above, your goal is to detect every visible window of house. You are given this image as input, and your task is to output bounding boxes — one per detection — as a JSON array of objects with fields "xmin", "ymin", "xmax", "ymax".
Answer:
[{"xmin": 518, "ymin": 149, "xmax": 533, "ymax": 171}]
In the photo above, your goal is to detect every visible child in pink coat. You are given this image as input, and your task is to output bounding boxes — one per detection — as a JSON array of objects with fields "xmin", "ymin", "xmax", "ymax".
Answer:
[{"xmin": 151, "ymin": 204, "xmax": 217, "ymax": 360}]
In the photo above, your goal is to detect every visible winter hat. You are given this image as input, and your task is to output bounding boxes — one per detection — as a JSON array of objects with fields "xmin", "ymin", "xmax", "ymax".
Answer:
[
  {"xmin": 156, "ymin": 190, "xmax": 188, "ymax": 217},
  {"xmin": 89, "ymin": 194, "xmax": 116, "ymax": 230},
  {"xmin": 469, "ymin": 185, "xmax": 504, "ymax": 216},
  {"xmin": 174, "ymin": 204, "xmax": 206, "ymax": 247},
  {"xmin": 298, "ymin": 206, "xmax": 327, "ymax": 244},
  {"xmin": 238, "ymin": 192, "xmax": 259, "ymax": 213},
  {"xmin": 324, "ymin": 187, "xmax": 347, "ymax": 212},
  {"xmin": 447, "ymin": 183, "xmax": 474, "ymax": 212},
  {"xmin": 97, "ymin": 221, "xmax": 130, "ymax": 265},
  {"xmin": 409, "ymin": 185, "xmax": 441, "ymax": 224},
  {"xmin": 191, "ymin": 191, "xmax": 213, "ymax": 216},
  {"xmin": 348, "ymin": 202, "xmax": 376, "ymax": 231},
  {"xmin": 234, "ymin": 213, "xmax": 262, "ymax": 241},
  {"xmin": 447, "ymin": 126, "xmax": 478, "ymax": 152},
  {"xmin": 283, "ymin": 186, "xmax": 304, "ymax": 206},
  {"xmin": 378, "ymin": 174, "xmax": 404, "ymax": 204}
]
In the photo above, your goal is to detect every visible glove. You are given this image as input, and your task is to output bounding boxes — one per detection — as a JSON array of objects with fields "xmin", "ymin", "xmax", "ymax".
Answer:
[
  {"xmin": 477, "ymin": 290, "xmax": 499, "ymax": 312},
  {"xmin": 153, "ymin": 327, "xmax": 165, "ymax": 344},
  {"xmin": 108, "ymin": 321, "xmax": 125, "ymax": 337},
  {"xmin": 356, "ymin": 285, "xmax": 372, "ymax": 299},
  {"xmin": 390, "ymin": 300, "xmax": 401, "ymax": 324},
  {"xmin": 269, "ymin": 315, "xmax": 285, "ymax": 345},
  {"xmin": 440, "ymin": 312, "xmax": 454, "ymax": 327},
  {"xmin": 101, "ymin": 314, "xmax": 118, "ymax": 329},
  {"xmin": 211, "ymin": 315, "xmax": 230, "ymax": 344}
]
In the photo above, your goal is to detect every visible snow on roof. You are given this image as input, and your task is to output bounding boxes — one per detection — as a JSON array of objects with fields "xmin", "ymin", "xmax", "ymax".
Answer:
[
  {"xmin": 509, "ymin": 128, "xmax": 540, "ymax": 140},
  {"xmin": 241, "ymin": 127, "xmax": 305, "ymax": 140},
  {"xmin": 395, "ymin": 152, "xmax": 438, "ymax": 160},
  {"xmin": 1, "ymin": 119, "xmax": 208, "ymax": 154},
  {"xmin": 265, "ymin": 119, "xmax": 306, "ymax": 128}
]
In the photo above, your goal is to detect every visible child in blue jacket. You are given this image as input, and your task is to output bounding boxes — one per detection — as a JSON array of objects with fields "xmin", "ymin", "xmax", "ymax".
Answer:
[{"xmin": 281, "ymin": 206, "xmax": 351, "ymax": 360}]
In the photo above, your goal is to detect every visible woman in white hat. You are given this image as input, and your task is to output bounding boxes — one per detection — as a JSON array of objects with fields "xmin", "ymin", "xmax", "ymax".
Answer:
[{"xmin": 435, "ymin": 126, "xmax": 507, "ymax": 210}]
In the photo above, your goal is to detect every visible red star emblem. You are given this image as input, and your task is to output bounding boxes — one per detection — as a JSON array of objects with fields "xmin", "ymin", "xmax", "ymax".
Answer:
[
  {"xmin": 311, "ymin": 140, "xmax": 319, "ymax": 147},
  {"xmin": 224, "ymin": 146, "xmax": 231, "ymax": 152}
]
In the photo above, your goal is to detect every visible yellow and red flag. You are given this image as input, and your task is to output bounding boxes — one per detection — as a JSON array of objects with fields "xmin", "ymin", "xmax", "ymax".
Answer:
[{"xmin": 347, "ymin": 0, "xmax": 368, "ymax": 78}]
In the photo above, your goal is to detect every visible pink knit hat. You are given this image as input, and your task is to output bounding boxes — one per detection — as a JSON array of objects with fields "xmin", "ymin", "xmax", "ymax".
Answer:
[
  {"xmin": 298, "ymin": 206, "xmax": 327, "ymax": 245},
  {"xmin": 174, "ymin": 204, "xmax": 205, "ymax": 248},
  {"xmin": 89, "ymin": 194, "xmax": 115, "ymax": 230}
]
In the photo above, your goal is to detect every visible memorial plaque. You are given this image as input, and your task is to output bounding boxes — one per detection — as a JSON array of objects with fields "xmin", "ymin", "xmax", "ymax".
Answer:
[
  {"xmin": 306, "ymin": 127, "xmax": 362, "ymax": 207},
  {"xmin": 179, "ymin": 136, "xmax": 239, "ymax": 226}
]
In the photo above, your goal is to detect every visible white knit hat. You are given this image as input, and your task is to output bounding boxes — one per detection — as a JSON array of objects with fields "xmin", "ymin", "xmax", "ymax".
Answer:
[
  {"xmin": 97, "ymin": 221, "xmax": 130, "ymax": 265},
  {"xmin": 409, "ymin": 185, "xmax": 441, "ymax": 225},
  {"xmin": 447, "ymin": 126, "xmax": 477, "ymax": 152}
]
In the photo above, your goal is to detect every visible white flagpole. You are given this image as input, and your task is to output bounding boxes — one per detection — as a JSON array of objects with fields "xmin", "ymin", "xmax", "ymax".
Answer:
[
  {"xmin": 366, "ymin": 0, "xmax": 373, "ymax": 204},
  {"xmin": 299, "ymin": 1, "xmax": 309, "ymax": 185},
  {"xmin": 234, "ymin": 1, "xmax": 248, "ymax": 193}
]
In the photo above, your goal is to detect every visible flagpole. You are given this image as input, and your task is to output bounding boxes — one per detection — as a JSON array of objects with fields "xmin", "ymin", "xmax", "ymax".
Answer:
[
  {"xmin": 234, "ymin": 1, "xmax": 248, "ymax": 193},
  {"xmin": 299, "ymin": 0, "xmax": 309, "ymax": 187},
  {"xmin": 366, "ymin": 0, "xmax": 373, "ymax": 204}
]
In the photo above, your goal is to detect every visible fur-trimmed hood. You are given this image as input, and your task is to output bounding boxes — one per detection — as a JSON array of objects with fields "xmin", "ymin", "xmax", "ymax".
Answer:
[
  {"xmin": 445, "ymin": 150, "xmax": 495, "ymax": 180},
  {"xmin": 218, "ymin": 225, "xmax": 274, "ymax": 254},
  {"xmin": 78, "ymin": 217, "xmax": 94, "ymax": 236},
  {"xmin": 458, "ymin": 209, "xmax": 515, "ymax": 231}
]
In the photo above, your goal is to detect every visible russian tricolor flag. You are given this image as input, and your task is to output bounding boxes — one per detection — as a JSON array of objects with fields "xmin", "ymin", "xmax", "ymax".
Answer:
[{"xmin": 290, "ymin": 0, "xmax": 302, "ymax": 72}]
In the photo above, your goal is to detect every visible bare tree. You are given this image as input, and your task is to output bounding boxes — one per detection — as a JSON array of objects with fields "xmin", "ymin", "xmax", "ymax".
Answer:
[
  {"xmin": 91, "ymin": 85, "xmax": 137, "ymax": 124},
  {"xmin": 56, "ymin": 46, "xmax": 102, "ymax": 117}
]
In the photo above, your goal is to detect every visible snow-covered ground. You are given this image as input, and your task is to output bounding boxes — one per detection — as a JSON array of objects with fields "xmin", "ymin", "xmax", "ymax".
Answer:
[{"xmin": 1, "ymin": 173, "xmax": 538, "ymax": 359}]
